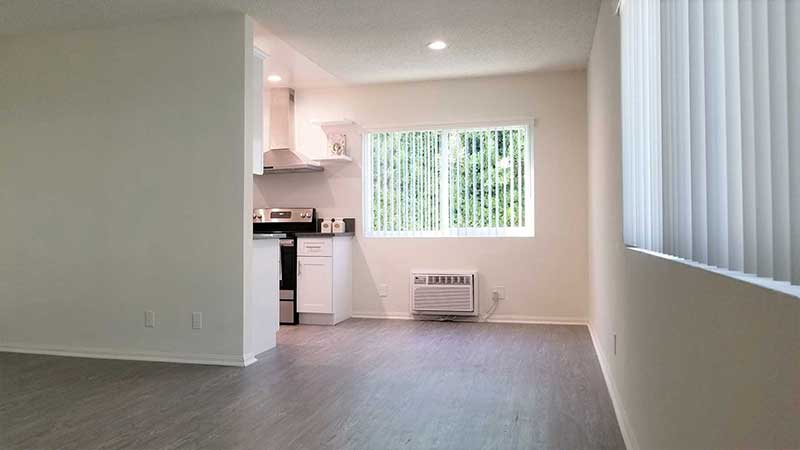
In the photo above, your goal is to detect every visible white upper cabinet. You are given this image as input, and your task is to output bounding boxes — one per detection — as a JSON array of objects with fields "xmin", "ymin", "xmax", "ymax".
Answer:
[{"xmin": 252, "ymin": 49, "xmax": 268, "ymax": 175}]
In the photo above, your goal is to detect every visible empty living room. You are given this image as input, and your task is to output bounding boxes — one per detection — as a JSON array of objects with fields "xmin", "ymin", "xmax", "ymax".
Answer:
[{"xmin": 1, "ymin": 0, "xmax": 798, "ymax": 449}]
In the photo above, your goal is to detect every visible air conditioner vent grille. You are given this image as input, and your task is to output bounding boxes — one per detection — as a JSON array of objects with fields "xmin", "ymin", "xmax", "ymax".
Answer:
[
  {"xmin": 410, "ymin": 271, "xmax": 477, "ymax": 316},
  {"xmin": 413, "ymin": 287, "xmax": 473, "ymax": 311}
]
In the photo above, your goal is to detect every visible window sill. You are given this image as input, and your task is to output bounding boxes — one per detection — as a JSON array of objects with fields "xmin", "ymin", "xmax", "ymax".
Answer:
[
  {"xmin": 626, "ymin": 247, "xmax": 800, "ymax": 300},
  {"xmin": 363, "ymin": 234, "xmax": 535, "ymax": 239},
  {"xmin": 364, "ymin": 227, "xmax": 535, "ymax": 238}
]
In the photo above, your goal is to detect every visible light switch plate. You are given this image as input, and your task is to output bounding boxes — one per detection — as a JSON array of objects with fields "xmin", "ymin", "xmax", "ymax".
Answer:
[
  {"xmin": 378, "ymin": 284, "xmax": 389, "ymax": 298},
  {"xmin": 145, "ymin": 310, "xmax": 155, "ymax": 328},
  {"xmin": 192, "ymin": 312, "xmax": 203, "ymax": 329}
]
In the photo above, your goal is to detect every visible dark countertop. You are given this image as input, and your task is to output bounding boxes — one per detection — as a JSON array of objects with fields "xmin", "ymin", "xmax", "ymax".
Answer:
[
  {"xmin": 253, "ymin": 233, "xmax": 287, "ymax": 240},
  {"xmin": 294, "ymin": 232, "xmax": 355, "ymax": 237}
]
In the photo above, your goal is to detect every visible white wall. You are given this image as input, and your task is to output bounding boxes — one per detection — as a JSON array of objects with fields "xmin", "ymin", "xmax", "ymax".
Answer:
[
  {"xmin": 588, "ymin": 1, "xmax": 800, "ymax": 448},
  {"xmin": 254, "ymin": 72, "xmax": 589, "ymax": 321},
  {"xmin": 0, "ymin": 15, "xmax": 254, "ymax": 365}
]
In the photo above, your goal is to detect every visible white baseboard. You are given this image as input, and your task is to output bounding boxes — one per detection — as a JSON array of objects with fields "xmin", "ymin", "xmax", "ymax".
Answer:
[
  {"xmin": 351, "ymin": 312, "xmax": 414, "ymax": 320},
  {"xmin": 587, "ymin": 323, "xmax": 639, "ymax": 450},
  {"xmin": 299, "ymin": 312, "xmax": 336, "ymax": 325},
  {"xmin": 352, "ymin": 312, "xmax": 587, "ymax": 325},
  {"xmin": 486, "ymin": 314, "xmax": 588, "ymax": 325},
  {"xmin": 0, "ymin": 342, "xmax": 252, "ymax": 367},
  {"xmin": 242, "ymin": 353, "xmax": 258, "ymax": 367}
]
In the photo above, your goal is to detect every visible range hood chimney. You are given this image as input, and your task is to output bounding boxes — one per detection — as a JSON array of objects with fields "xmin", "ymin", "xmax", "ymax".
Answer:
[{"xmin": 263, "ymin": 88, "xmax": 322, "ymax": 174}]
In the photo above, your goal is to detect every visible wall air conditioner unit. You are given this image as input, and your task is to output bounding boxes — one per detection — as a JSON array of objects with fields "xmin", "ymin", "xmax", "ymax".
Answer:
[{"xmin": 410, "ymin": 271, "xmax": 478, "ymax": 317}]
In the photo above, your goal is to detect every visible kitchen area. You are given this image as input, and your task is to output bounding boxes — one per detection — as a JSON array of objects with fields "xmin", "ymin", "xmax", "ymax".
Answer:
[
  {"xmin": 253, "ymin": 208, "xmax": 353, "ymax": 326},
  {"xmin": 248, "ymin": 22, "xmax": 356, "ymax": 359}
]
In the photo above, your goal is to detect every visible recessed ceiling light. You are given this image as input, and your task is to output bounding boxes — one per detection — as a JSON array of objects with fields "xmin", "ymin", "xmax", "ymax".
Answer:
[
  {"xmin": 267, "ymin": 74, "xmax": 282, "ymax": 82},
  {"xmin": 427, "ymin": 40, "xmax": 447, "ymax": 50}
]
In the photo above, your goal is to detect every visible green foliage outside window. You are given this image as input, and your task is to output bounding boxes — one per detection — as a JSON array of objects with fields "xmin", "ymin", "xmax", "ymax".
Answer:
[{"xmin": 368, "ymin": 126, "xmax": 529, "ymax": 235}]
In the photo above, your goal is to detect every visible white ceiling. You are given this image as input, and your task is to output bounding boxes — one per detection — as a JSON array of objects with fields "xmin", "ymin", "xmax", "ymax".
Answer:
[
  {"xmin": 253, "ymin": 23, "xmax": 342, "ymax": 89},
  {"xmin": 0, "ymin": 0, "xmax": 602, "ymax": 85}
]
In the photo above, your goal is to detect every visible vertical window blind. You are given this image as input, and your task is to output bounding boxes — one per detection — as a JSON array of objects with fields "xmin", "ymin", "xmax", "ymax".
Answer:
[
  {"xmin": 621, "ymin": 0, "xmax": 800, "ymax": 286},
  {"xmin": 363, "ymin": 125, "xmax": 533, "ymax": 237}
]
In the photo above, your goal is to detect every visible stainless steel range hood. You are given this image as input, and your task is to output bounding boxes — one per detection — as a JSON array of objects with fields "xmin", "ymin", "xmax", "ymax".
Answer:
[
  {"xmin": 263, "ymin": 149, "xmax": 322, "ymax": 173},
  {"xmin": 263, "ymin": 88, "xmax": 322, "ymax": 174}
]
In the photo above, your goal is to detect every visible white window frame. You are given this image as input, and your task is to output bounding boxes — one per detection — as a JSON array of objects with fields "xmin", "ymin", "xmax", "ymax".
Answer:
[{"xmin": 362, "ymin": 120, "xmax": 535, "ymax": 238}]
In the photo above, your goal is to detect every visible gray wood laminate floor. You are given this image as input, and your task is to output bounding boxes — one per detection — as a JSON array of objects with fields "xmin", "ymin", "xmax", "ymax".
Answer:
[{"xmin": 0, "ymin": 319, "xmax": 624, "ymax": 450}]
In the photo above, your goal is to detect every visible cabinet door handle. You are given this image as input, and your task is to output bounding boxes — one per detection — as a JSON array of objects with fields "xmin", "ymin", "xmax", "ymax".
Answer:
[{"xmin": 298, "ymin": 262, "xmax": 302, "ymax": 276}]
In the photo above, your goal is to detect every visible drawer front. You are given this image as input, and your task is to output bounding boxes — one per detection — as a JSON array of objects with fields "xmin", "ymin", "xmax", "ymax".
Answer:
[{"xmin": 297, "ymin": 238, "xmax": 332, "ymax": 257}]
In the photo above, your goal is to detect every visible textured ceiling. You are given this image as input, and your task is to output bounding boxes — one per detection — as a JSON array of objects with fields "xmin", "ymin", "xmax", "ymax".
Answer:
[{"xmin": 0, "ymin": 0, "xmax": 601, "ymax": 84}]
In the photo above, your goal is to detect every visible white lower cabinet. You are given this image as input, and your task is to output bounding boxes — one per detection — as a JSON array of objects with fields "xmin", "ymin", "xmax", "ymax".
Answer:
[
  {"xmin": 296, "ymin": 236, "xmax": 352, "ymax": 325},
  {"xmin": 297, "ymin": 256, "xmax": 333, "ymax": 314}
]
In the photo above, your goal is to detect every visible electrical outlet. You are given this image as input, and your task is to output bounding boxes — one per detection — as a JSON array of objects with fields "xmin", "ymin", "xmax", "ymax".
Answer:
[
  {"xmin": 192, "ymin": 312, "xmax": 203, "ymax": 329},
  {"xmin": 492, "ymin": 286, "xmax": 506, "ymax": 301},
  {"xmin": 613, "ymin": 333, "xmax": 617, "ymax": 356},
  {"xmin": 145, "ymin": 310, "xmax": 155, "ymax": 328},
  {"xmin": 378, "ymin": 283, "xmax": 389, "ymax": 298}
]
